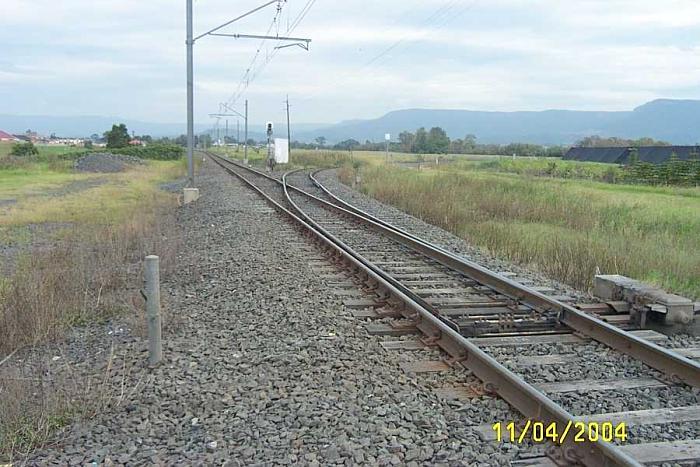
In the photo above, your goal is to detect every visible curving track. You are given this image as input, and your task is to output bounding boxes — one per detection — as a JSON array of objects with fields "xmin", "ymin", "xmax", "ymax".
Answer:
[{"xmin": 208, "ymin": 153, "xmax": 700, "ymax": 467}]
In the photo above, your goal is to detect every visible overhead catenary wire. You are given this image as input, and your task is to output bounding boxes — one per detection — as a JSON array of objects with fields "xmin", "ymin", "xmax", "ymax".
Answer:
[
  {"xmin": 364, "ymin": 0, "xmax": 463, "ymax": 68},
  {"xmin": 224, "ymin": 1, "xmax": 286, "ymax": 109},
  {"xmin": 224, "ymin": 0, "xmax": 317, "ymax": 109},
  {"xmin": 295, "ymin": 0, "xmax": 478, "ymax": 105},
  {"xmin": 205, "ymin": 0, "xmax": 317, "ymax": 139},
  {"xmin": 368, "ymin": 0, "xmax": 478, "ymax": 70}
]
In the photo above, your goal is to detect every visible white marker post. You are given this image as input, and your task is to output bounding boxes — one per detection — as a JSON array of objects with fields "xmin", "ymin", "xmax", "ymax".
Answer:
[
  {"xmin": 144, "ymin": 255, "xmax": 163, "ymax": 366},
  {"xmin": 385, "ymin": 133, "xmax": 391, "ymax": 163}
]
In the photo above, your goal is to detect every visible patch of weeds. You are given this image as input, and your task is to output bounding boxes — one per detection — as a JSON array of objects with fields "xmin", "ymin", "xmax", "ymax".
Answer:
[{"xmin": 0, "ymin": 226, "xmax": 31, "ymax": 246}]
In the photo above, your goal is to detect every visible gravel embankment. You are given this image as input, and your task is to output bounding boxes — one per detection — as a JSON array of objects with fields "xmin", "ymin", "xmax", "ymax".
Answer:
[
  {"xmin": 27, "ymin": 159, "xmax": 523, "ymax": 466},
  {"xmin": 74, "ymin": 153, "xmax": 144, "ymax": 173}
]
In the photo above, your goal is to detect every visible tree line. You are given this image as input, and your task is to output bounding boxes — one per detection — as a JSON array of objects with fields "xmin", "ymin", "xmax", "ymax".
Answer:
[
  {"xmin": 102, "ymin": 127, "xmax": 673, "ymax": 158},
  {"xmin": 575, "ymin": 135, "xmax": 670, "ymax": 148},
  {"xmin": 303, "ymin": 127, "xmax": 565, "ymax": 158},
  {"xmin": 293, "ymin": 129, "xmax": 676, "ymax": 157}
]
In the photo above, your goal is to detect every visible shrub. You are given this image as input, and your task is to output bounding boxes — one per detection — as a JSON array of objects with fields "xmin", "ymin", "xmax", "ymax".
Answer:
[
  {"xmin": 10, "ymin": 142, "xmax": 39, "ymax": 157},
  {"xmin": 0, "ymin": 156, "xmax": 31, "ymax": 170},
  {"xmin": 622, "ymin": 157, "xmax": 700, "ymax": 186},
  {"xmin": 109, "ymin": 144, "xmax": 184, "ymax": 161}
]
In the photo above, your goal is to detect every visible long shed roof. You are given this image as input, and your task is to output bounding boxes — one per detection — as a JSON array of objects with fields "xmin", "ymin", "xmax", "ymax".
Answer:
[
  {"xmin": 564, "ymin": 147, "xmax": 628, "ymax": 164},
  {"xmin": 564, "ymin": 146, "xmax": 700, "ymax": 164}
]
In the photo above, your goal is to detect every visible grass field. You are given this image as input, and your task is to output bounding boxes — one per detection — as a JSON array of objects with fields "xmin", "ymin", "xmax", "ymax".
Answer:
[
  {"xmin": 0, "ymin": 161, "xmax": 182, "ymax": 227},
  {"xmin": 208, "ymin": 147, "xmax": 452, "ymax": 167},
  {"xmin": 453, "ymin": 156, "xmax": 623, "ymax": 182},
  {"xmin": 1, "ymin": 145, "xmax": 184, "ymax": 460},
  {"xmin": 0, "ymin": 148, "xmax": 185, "ymax": 352},
  {"xmin": 341, "ymin": 162, "xmax": 700, "ymax": 300},
  {"xmin": 0, "ymin": 141, "xmax": 88, "ymax": 158}
]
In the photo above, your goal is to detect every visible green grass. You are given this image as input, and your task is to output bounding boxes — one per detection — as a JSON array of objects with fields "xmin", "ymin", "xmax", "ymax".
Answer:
[
  {"xmin": 0, "ymin": 169, "xmax": 93, "ymax": 198},
  {"xmin": 0, "ymin": 141, "xmax": 88, "ymax": 158},
  {"xmin": 0, "ymin": 161, "xmax": 183, "ymax": 227},
  {"xmin": 454, "ymin": 156, "xmax": 623, "ymax": 182},
  {"xmin": 344, "ymin": 164, "xmax": 700, "ymax": 300},
  {"xmin": 0, "ymin": 142, "xmax": 12, "ymax": 158},
  {"xmin": 34, "ymin": 144, "xmax": 88, "ymax": 156}
]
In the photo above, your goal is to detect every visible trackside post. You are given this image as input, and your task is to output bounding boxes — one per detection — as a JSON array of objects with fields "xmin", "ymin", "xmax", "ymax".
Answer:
[{"xmin": 145, "ymin": 255, "xmax": 163, "ymax": 366}]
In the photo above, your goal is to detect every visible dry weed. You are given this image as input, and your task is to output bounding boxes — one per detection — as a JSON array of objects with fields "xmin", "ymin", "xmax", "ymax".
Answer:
[{"xmin": 0, "ymin": 198, "xmax": 181, "ymax": 461}]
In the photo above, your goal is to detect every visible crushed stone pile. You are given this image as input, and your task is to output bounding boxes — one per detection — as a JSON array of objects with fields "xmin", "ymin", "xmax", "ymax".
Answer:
[{"xmin": 74, "ymin": 153, "xmax": 145, "ymax": 173}]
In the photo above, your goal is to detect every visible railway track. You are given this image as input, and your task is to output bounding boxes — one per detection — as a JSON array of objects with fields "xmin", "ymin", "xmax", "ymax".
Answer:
[{"xmin": 208, "ymin": 153, "xmax": 700, "ymax": 467}]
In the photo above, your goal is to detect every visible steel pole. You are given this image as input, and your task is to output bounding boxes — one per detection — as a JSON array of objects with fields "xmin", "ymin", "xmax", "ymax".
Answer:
[
  {"xmin": 286, "ymin": 95, "xmax": 292, "ymax": 162},
  {"xmin": 244, "ymin": 99, "xmax": 249, "ymax": 164},
  {"xmin": 186, "ymin": 0, "xmax": 195, "ymax": 187}
]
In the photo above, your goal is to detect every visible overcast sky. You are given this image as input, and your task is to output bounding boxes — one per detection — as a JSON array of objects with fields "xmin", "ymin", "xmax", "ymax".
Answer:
[{"xmin": 2, "ymin": 0, "xmax": 700, "ymax": 126}]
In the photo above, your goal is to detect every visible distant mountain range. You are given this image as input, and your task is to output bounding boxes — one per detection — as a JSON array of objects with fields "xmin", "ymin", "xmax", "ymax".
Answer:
[
  {"xmin": 295, "ymin": 99, "xmax": 700, "ymax": 145},
  {"xmin": 2, "ymin": 99, "xmax": 700, "ymax": 145}
]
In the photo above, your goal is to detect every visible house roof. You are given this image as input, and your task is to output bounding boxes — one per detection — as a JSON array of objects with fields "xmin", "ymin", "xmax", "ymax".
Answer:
[{"xmin": 0, "ymin": 130, "xmax": 17, "ymax": 140}]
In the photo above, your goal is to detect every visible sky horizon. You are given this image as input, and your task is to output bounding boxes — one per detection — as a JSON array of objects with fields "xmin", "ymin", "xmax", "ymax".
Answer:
[{"xmin": 2, "ymin": 0, "xmax": 700, "ymax": 127}]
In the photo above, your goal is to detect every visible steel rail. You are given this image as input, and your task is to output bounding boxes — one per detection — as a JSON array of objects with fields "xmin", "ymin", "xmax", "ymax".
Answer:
[
  {"xmin": 308, "ymin": 170, "xmax": 700, "ymax": 388},
  {"xmin": 213, "ymin": 154, "xmax": 700, "ymax": 386},
  {"xmin": 209, "ymin": 153, "xmax": 641, "ymax": 466}
]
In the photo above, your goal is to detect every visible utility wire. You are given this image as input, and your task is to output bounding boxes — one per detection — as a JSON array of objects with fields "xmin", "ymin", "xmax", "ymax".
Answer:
[
  {"xmin": 364, "ymin": 0, "xmax": 462, "ymax": 68},
  {"xmin": 224, "ymin": 0, "xmax": 286, "ymax": 108},
  {"xmin": 225, "ymin": 0, "xmax": 317, "ymax": 109},
  {"xmin": 368, "ymin": 0, "xmax": 477, "ymax": 71},
  {"xmin": 296, "ymin": 0, "xmax": 478, "ymax": 105}
]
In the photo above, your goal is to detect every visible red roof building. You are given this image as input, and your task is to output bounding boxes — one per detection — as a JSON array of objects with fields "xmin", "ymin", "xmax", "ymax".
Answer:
[{"xmin": 0, "ymin": 130, "xmax": 18, "ymax": 142}]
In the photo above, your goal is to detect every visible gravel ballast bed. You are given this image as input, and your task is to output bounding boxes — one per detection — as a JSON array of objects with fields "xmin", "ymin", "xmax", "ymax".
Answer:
[{"xmin": 27, "ymin": 159, "xmax": 521, "ymax": 466}]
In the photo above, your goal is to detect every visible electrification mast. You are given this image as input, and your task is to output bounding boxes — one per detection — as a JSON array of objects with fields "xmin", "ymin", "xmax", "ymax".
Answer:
[{"xmin": 185, "ymin": 0, "xmax": 311, "ymax": 185}]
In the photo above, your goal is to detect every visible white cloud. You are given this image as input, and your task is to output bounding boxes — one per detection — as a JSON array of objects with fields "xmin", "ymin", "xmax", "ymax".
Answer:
[{"xmin": 1, "ymin": 0, "xmax": 699, "ymax": 124}]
